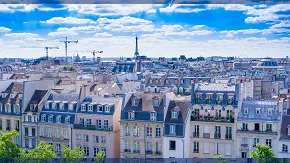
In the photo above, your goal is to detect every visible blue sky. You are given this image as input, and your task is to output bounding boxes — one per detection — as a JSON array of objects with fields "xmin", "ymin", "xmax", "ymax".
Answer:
[{"xmin": 0, "ymin": 4, "xmax": 290, "ymax": 58}]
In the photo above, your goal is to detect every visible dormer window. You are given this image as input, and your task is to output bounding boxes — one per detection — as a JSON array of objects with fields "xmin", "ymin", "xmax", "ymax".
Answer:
[
  {"xmin": 132, "ymin": 98, "xmax": 138, "ymax": 106},
  {"xmin": 88, "ymin": 104, "xmax": 93, "ymax": 112},
  {"xmin": 0, "ymin": 103, "xmax": 2, "ymax": 112},
  {"xmin": 65, "ymin": 116, "xmax": 70, "ymax": 124},
  {"xmin": 69, "ymin": 103, "xmax": 74, "ymax": 111},
  {"xmin": 171, "ymin": 111, "xmax": 178, "ymax": 119},
  {"xmin": 81, "ymin": 104, "xmax": 86, "ymax": 111},
  {"xmin": 2, "ymin": 93, "xmax": 7, "ymax": 98},
  {"xmin": 149, "ymin": 79, "xmax": 153, "ymax": 84},
  {"xmin": 268, "ymin": 108, "xmax": 273, "ymax": 115},
  {"xmin": 227, "ymin": 95, "xmax": 234, "ymax": 105},
  {"xmin": 175, "ymin": 79, "xmax": 178, "ymax": 85},
  {"xmin": 59, "ymin": 103, "xmax": 64, "ymax": 110},
  {"xmin": 256, "ymin": 108, "xmax": 261, "ymax": 115},
  {"xmin": 14, "ymin": 104, "xmax": 20, "ymax": 114},
  {"xmin": 41, "ymin": 115, "xmax": 46, "ymax": 122},
  {"xmin": 97, "ymin": 105, "xmax": 103, "ymax": 112},
  {"xmin": 129, "ymin": 112, "xmax": 135, "ymax": 120},
  {"xmin": 52, "ymin": 102, "xmax": 57, "ymax": 109},
  {"xmin": 165, "ymin": 79, "xmax": 169, "ymax": 84},
  {"xmin": 181, "ymin": 79, "xmax": 184, "ymax": 84},
  {"xmin": 48, "ymin": 115, "xmax": 53, "ymax": 122},
  {"xmin": 150, "ymin": 112, "xmax": 156, "ymax": 121},
  {"xmin": 5, "ymin": 103, "xmax": 11, "ymax": 113},
  {"xmin": 105, "ymin": 105, "xmax": 110, "ymax": 113},
  {"xmin": 19, "ymin": 94, "xmax": 22, "ymax": 99},
  {"xmin": 45, "ymin": 102, "xmax": 50, "ymax": 109},
  {"xmin": 169, "ymin": 125, "xmax": 176, "ymax": 134},
  {"xmin": 56, "ymin": 116, "xmax": 61, "ymax": 123},
  {"xmin": 155, "ymin": 79, "xmax": 159, "ymax": 84},
  {"xmin": 153, "ymin": 99, "xmax": 159, "ymax": 107},
  {"xmin": 10, "ymin": 94, "xmax": 15, "ymax": 99},
  {"xmin": 244, "ymin": 108, "xmax": 248, "ymax": 114}
]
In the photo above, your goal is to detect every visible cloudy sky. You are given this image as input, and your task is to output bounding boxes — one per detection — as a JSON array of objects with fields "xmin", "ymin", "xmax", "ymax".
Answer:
[{"xmin": 0, "ymin": 4, "xmax": 290, "ymax": 59}]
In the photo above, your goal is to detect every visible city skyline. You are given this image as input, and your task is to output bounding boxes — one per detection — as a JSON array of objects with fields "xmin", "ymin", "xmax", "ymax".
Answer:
[{"xmin": 0, "ymin": 4, "xmax": 290, "ymax": 58}]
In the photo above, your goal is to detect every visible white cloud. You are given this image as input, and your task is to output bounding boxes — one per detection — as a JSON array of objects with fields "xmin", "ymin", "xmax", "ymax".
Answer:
[
  {"xmin": 94, "ymin": 32, "xmax": 113, "ymax": 37},
  {"xmin": 0, "ymin": 26, "xmax": 11, "ymax": 32},
  {"xmin": 40, "ymin": 17, "xmax": 96, "ymax": 25},
  {"xmin": 192, "ymin": 25, "xmax": 206, "ymax": 30},
  {"xmin": 0, "ymin": 4, "xmax": 36, "ymax": 12},
  {"xmin": 146, "ymin": 9, "xmax": 157, "ymax": 14},
  {"xmin": 48, "ymin": 31, "xmax": 78, "ymax": 37},
  {"xmin": 160, "ymin": 4, "xmax": 207, "ymax": 13},
  {"xmin": 48, "ymin": 25, "xmax": 100, "ymax": 36},
  {"xmin": 4, "ymin": 32, "xmax": 39, "ymax": 38}
]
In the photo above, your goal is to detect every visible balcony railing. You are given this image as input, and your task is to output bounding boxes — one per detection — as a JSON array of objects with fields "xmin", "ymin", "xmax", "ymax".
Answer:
[
  {"xmin": 214, "ymin": 133, "xmax": 221, "ymax": 139},
  {"xmin": 73, "ymin": 124, "xmax": 113, "ymax": 131},
  {"xmin": 191, "ymin": 116, "xmax": 234, "ymax": 123},
  {"xmin": 225, "ymin": 134, "xmax": 232, "ymax": 140},
  {"xmin": 155, "ymin": 151, "xmax": 162, "ymax": 155},
  {"xmin": 124, "ymin": 149, "xmax": 131, "ymax": 153},
  {"xmin": 237, "ymin": 129, "xmax": 278, "ymax": 135},
  {"xmin": 241, "ymin": 144, "xmax": 249, "ymax": 148},
  {"xmin": 146, "ymin": 150, "xmax": 153, "ymax": 155},
  {"xmin": 203, "ymin": 133, "xmax": 210, "ymax": 138},
  {"xmin": 193, "ymin": 132, "xmax": 199, "ymax": 138},
  {"xmin": 133, "ymin": 150, "xmax": 140, "ymax": 153}
]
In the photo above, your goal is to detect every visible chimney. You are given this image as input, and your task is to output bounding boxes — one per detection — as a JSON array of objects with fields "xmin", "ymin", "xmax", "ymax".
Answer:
[{"xmin": 79, "ymin": 84, "xmax": 90, "ymax": 102}]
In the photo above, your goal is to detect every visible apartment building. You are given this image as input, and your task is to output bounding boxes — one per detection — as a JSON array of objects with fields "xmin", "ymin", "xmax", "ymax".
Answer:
[
  {"xmin": 163, "ymin": 99, "xmax": 191, "ymax": 158},
  {"xmin": 0, "ymin": 82, "xmax": 23, "ymax": 146},
  {"xmin": 120, "ymin": 93, "xmax": 165, "ymax": 158},
  {"xmin": 278, "ymin": 115, "xmax": 290, "ymax": 158},
  {"xmin": 72, "ymin": 95, "xmax": 122, "ymax": 158},
  {"xmin": 38, "ymin": 92, "xmax": 78, "ymax": 155},
  {"xmin": 190, "ymin": 83, "xmax": 238, "ymax": 158},
  {"xmin": 236, "ymin": 98, "xmax": 282, "ymax": 158}
]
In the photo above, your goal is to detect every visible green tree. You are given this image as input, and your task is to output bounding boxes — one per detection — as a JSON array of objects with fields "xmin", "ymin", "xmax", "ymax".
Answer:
[
  {"xmin": 63, "ymin": 66, "xmax": 68, "ymax": 70},
  {"xmin": 213, "ymin": 155, "xmax": 226, "ymax": 163},
  {"xmin": 250, "ymin": 144, "xmax": 276, "ymax": 163},
  {"xmin": 61, "ymin": 146, "xmax": 84, "ymax": 163},
  {"xmin": 0, "ymin": 130, "xmax": 21, "ymax": 159},
  {"xmin": 94, "ymin": 151, "xmax": 106, "ymax": 163}
]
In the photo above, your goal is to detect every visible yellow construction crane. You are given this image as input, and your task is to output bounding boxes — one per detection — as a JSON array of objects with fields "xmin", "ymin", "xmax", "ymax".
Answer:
[
  {"xmin": 71, "ymin": 50, "xmax": 103, "ymax": 62},
  {"xmin": 20, "ymin": 46, "xmax": 59, "ymax": 60}
]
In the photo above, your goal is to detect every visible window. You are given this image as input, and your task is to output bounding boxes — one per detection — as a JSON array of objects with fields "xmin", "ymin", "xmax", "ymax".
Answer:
[
  {"xmin": 81, "ymin": 104, "xmax": 86, "ymax": 111},
  {"xmin": 156, "ymin": 128, "xmax": 161, "ymax": 137},
  {"xmin": 146, "ymin": 127, "xmax": 152, "ymax": 137},
  {"xmin": 93, "ymin": 136, "xmax": 99, "ymax": 143},
  {"xmin": 169, "ymin": 125, "xmax": 176, "ymax": 135},
  {"xmin": 254, "ymin": 138, "xmax": 259, "ymax": 147},
  {"xmin": 59, "ymin": 103, "xmax": 64, "ymax": 110},
  {"xmin": 171, "ymin": 111, "xmax": 177, "ymax": 118},
  {"xmin": 83, "ymin": 135, "xmax": 89, "ymax": 142},
  {"xmin": 41, "ymin": 115, "xmax": 46, "ymax": 122},
  {"xmin": 56, "ymin": 116, "xmax": 61, "ymax": 123},
  {"xmin": 175, "ymin": 79, "xmax": 178, "ymax": 84},
  {"xmin": 96, "ymin": 119, "xmax": 102, "ymax": 128},
  {"xmin": 56, "ymin": 143, "xmax": 61, "ymax": 153},
  {"xmin": 5, "ymin": 103, "xmax": 11, "ymax": 113},
  {"xmin": 86, "ymin": 119, "xmax": 92, "ymax": 125},
  {"xmin": 63, "ymin": 129, "xmax": 69, "ymax": 139},
  {"xmin": 256, "ymin": 108, "xmax": 261, "ymax": 115},
  {"xmin": 0, "ymin": 119, "xmax": 2, "ymax": 130},
  {"xmin": 94, "ymin": 147, "xmax": 99, "ymax": 157},
  {"xmin": 134, "ymin": 141, "xmax": 140, "ymax": 151},
  {"xmin": 32, "ymin": 128, "xmax": 36, "ymax": 137},
  {"xmin": 55, "ymin": 128, "xmax": 60, "ymax": 138},
  {"xmin": 215, "ymin": 143, "xmax": 220, "ymax": 155},
  {"xmin": 47, "ymin": 128, "xmax": 52, "ymax": 137},
  {"xmin": 76, "ymin": 134, "xmax": 82, "ymax": 141},
  {"xmin": 97, "ymin": 105, "xmax": 103, "ymax": 112},
  {"xmin": 134, "ymin": 126, "xmax": 139, "ymax": 136},
  {"xmin": 45, "ymin": 102, "xmax": 50, "ymax": 109},
  {"xmin": 125, "ymin": 140, "xmax": 130, "ymax": 151},
  {"xmin": 165, "ymin": 79, "xmax": 169, "ymax": 84},
  {"xmin": 15, "ymin": 120, "xmax": 19, "ymax": 131},
  {"xmin": 84, "ymin": 146, "xmax": 89, "ymax": 156},
  {"xmin": 6, "ymin": 119, "xmax": 10, "ymax": 130},
  {"xmin": 104, "ymin": 120, "xmax": 108, "ymax": 129},
  {"xmin": 24, "ymin": 127, "xmax": 28, "ymax": 136},
  {"xmin": 14, "ymin": 105, "xmax": 20, "ymax": 114},
  {"xmin": 282, "ymin": 144, "xmax": 288, "ymax": 153},
  {"xmin": 88, "ymin": 104, "xmax": 93, "ymax": 112},
  {"xmin": 65, "ymin": 116, "xmax": 70, "ymax": 124},
  {"xmin": 194, "ymin": 125, "xmax": 199, "ymax": 137},
  {"xmin": 128, "ymin": 112, "xmax": 135, "ymax": 120},
  {"xmin": 266, "ymin": 139, "xmax": 272, "ymax": 147},
  {"xmin": 244, "ymin": 108, "xmax": 248, "ymax": 114},
  {"xmin": 169, "ymin": 140, "xmax": 176, "ymax": 150},
  {"xmin": 52, "ymin": 102, "xmax": 56, "ymax": 109},
  {"xmin": 146, "ymin": 142, "xmax": 152, "ymax": 152},
  {"xmin": 28, "ymin": 115, "xmax": 32, "ymax": 122},
  {"xmin": 132, "ymin": 99, "xmax": 138, "ymax": 106},
  {"xmin": 101, "ymin": 136, "xmax": 106, "ymax": 143},
  {"xmin": 268, "ymin": 108, "xmax": 273, "ymax": 115},
  {"xmin": 125, "ymin": 126, "xmax": 130, "ymax": 136},
  {"xmin": 149, "ymin": 79, "xmax": 153, "ymax": 84},
  {"xmin": 193, "ymin": 141, "xmax": 199, "ymax": 153},
  {"xmin": 153, "ymin": 99, "xmax": 159, "ymax": 107},
  {"xmin": 105, "ymin": 106, "xmax": 110, "ymax": 113},
  {"xmin": 242, "ymin": 123, "xmax": 248, "ymax": 130},
  {"xmin": 254, "ymin": 123, "xmax": 260, "ymax": 131},
  {"xmin": 226, "ymin": 127, "xmax": 232, "ymax": 139},
  {"xmin": 225, "ymin": 144, "xmax": 232, "ymax": 156},
  {"xmin": 150, "ymin": 112, "xmax": 156, "ymax": 121},
  {"xmin": 0, "ymin": 103, "xmax": 2, "ymax": 112},
  {"xmin": 266, "ymin": 124, "xmax": 272, "ymax": 131},
  {"xmin": 49, "ymin": 115, "xmax": 53, "ymax": 122},
  {"xmin": 69, "ymin": 103, "xmax": 74, "ymax": 110},
  {"xmin": 203, "ymin": 142, "xmax": 210, "ymax": 153}
]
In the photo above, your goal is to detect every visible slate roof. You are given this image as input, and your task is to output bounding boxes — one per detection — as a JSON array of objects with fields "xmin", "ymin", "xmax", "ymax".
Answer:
[
  {"xmin": 280, "ymin": 115, "xmax": 290, "ymax": 140},
  {"xmin": 196, "ymin": 83, "xmax": 235, "ymax": 92},
  {"xmin": 165, "ymin": 100, "xmax": 190, "ymax": 124},
  {"xmin": 2, "ymin": 82, "xmax": 23, "ymax": 93},
  {"xmin": 123, "ymin": 93, "xmax": 165, "ymax": 112},
  {"xmin": 24, "ymin": 90, "xmax": 48, "ymax": 112}
]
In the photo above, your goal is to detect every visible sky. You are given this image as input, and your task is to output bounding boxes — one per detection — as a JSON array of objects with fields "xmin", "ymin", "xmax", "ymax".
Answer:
[{"xmin": 0, "ymin": 4, "xmax": 290, "ymax": 59}]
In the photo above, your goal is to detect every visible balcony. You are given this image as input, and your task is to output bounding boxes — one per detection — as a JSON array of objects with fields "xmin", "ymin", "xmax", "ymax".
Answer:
[
  {"xmin": 133, "ymin": 150, "xmax": 140, "ymax": 153},
  {"xmin": 73, "ymin": 124, "xmax": 113, "ymax": 132},
  {"xmin": 214, "ymin": 133, "xmax": 221, "ymax": 139},
  {"xmin": 193, "ymin": 132, "xmax": 199, "ymax": 138},
  {"xmin": 203, "ymin": 133, "xmax": 210, "ymax": 138},
  {"xmin": 146, "ymin": 150, "xmax": 153, "ymax": 155},
  {"xmin": 125, "ymin": 133, "xmax": 130, "ymax": 136},
  {"xmin": 237, "ymin": 129, "xmax": 278, "ymax": 135},
  {"xmin": 124, "ymin": 149, "xmax": 131, "ymax": 153},
  {"xmin": 240, "ymin": 144, "xmax": 249, "ymax": 151},
  {"xmin": 241, "ymin": 144, "xmax": 248, "ymax": 148},
  {"xmin": 6, "ymin": 127, "xmax": 10, "ymax": 131},
  {"xmin": 225, "ymin": 134, "xmax": 232, "ymax": 140},
  {"xmin": 155, "ymin": 151, "xmax": 162, "ymax": 155},
  {"xmin": 191, "ymin": 116, "xmax": 234, "ymax": 123}
]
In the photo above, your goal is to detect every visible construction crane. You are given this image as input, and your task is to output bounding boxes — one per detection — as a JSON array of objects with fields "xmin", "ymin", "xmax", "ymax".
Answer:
[
  {"xmin": 71, "ymin": 50, "xmax": 103, "ymax": 62},
  {"xmin": 20, "ymin": 46, "xmax": 59, "ymax": 60},
  {"xmin": 36, "ymin": 37, "xmax": 78, "ymax": 62}
]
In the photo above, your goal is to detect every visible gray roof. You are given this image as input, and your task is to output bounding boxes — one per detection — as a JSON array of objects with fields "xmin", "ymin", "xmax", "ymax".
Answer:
[
  {"xmin": 47, "ymin": 93, "xmax": 79, "ymax": 102},
  {"xmin": 196, "ymin": 83, "xmax": 235, "ymax": 92},
  {"xmin": 165, "ymin": 100, "xmax": 190, "ymax": 124},
  {"xmin": 280, "ymin": 115, "xmax": 290, "ymax": 140},
  {"xmin": 238, "ymin": 98, "xmax": 281, "ymax": 122}
]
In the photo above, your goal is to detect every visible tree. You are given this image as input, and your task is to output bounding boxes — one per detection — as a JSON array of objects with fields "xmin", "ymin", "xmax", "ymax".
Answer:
[
  {"xmin": 61, "ymin": 146, "xmax": 84, "ymax": 163},
  {"xmin": 94, "ymin": 151, "xmax": 106, "ymax": 163},
  {"xmin": 250, "ymin": 144, "xmax": 276, "ymax": 163},
  {"xmin": 0, "ymin": 130, "xmax": 21, "ymax": 159},
  {"xmin": 213, "ymin": 155, "xmax": 226, "ymax": 163}
]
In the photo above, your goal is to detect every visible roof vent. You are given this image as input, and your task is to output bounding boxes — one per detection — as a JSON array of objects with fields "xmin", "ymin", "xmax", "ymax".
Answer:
[{"xmin": 104, "ymin": 93, "xmax": 110, "ymax": 98}]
